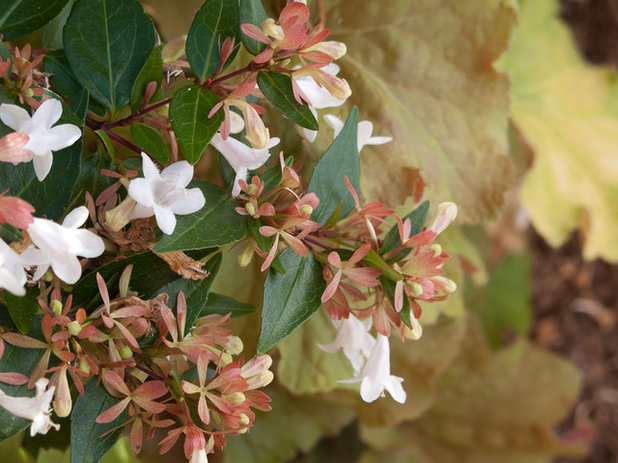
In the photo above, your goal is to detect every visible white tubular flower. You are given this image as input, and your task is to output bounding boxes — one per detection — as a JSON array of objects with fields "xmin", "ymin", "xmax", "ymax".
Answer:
[
  {"xmin": 23, "ymin": 206, "xmax": 105, "ymax": 284},
  {"xmin": 430, "ymin": 202, "xmax": 458, "ymax": 235},
  {"xmin": 324, "ymin": 114, "xmax": 393, "ymax": 152},
  {"xmin": 318, "ymin": 315, "xmax": 376, "ymax": 375},
  {"xmin": 341, "ymin": 334, "xmax": 406, "ymax": 404},
  {"xmin": 128, "ymin": 153, "xmax": 206, "ymax": 235},
  {"xmin": 294, "ymin": 64, "xmax": 347, "ymax": 142},
  {"xmin": 0, "ymin": 378, "xmax": 59, "ymax": 436},
  {"xmin": 0, "ymin": 239, "xmax": 27, "ymax": 296},
  {"xmin": 190, "ymin": 447, "xmax": 208, "ymax": 463},
  {"xmin": 210, "ymin": 133, "xmax": 280, "ymax": 197},
  {"xmin": 0, "ymin": 99, "xmax": 81, "ymax": 181}
]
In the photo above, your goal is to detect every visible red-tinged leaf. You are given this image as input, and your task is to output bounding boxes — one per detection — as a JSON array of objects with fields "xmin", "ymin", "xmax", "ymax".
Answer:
[
  {"xmin": 0, "ymin": 372, "xmax": 28, "ymax": 385},
  {"xmin": 280, "ymin": 232, "xmax": 307, "ymax": 257},
  {"xmin": 344, "ymin": 267, "xmax": 382, "ymax": 287},
  {"xmin": 103, "ymin": 370, "xmax": 131, "ymax": 396},
  {"xmin": 347, "ymin": 243, "xmax": 372, "ymax": 266},
  {"xmin": 96, "ymin": 397, "xmax": 131, "ymax": 423},
  {"xmin": 131, "ymin": 418, "xmax": 143, "ymax": 453},
  {"xmin": 111, "ymin": 305, "xmax": 149, "ymax": 318},
  {"xmin": 132, "ymin": 396, "xmax": 167, "ymax": 414},
  {"xmin": 208, "ymin": 393, "xmax": 238, "ymax": 415},
  {"xmin": 113, "ymin": 320, "xmax": 140, "ymax": 349},
  {"xmin": 134, "ymin": 380, "xmax": 168, "ymax": 400},
  {"xmin": 160, "ymin": 303, "xmax": 178, "ymax": 343},
  {"xmin": 198, "ymin": 394, "xmax": 210, "ymax": 425},
  {"xmin": 2, "ymin": 333, "xmax": 47, "ymax": 349},
  {"xmin": 96, "ymin": 273, "xmax": 110, "ymax": 310},
  {"xmin": 327, "ymin": 251, "xmax": 341, "ymax": 268},
  {"xmin": 321, "ymin": 270, "xmax": 342, "ymax": 304}
]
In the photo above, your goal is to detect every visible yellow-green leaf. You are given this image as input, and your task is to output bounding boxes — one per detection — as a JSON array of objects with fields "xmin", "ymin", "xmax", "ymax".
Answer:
[{"xmin": 500, "ymin": 0, "xmax": 618, "ymax": 261}]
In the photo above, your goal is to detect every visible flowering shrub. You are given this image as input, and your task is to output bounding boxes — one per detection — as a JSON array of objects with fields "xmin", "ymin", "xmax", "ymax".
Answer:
[{"xmin": 0, "ymin": 0, "xmax": 592, "ymax": 462}]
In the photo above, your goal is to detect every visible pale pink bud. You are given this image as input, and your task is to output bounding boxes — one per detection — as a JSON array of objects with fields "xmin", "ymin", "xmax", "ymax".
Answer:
[
  {"xmin": 430, "ymin": 202, "xmax": 457, "ymax": 235},
  {"xmin": 261, "ymin": 18, "xmax": 284, "ymax": 45},
  {"xmin": 294, "ymin": 67, "xmax": 351, "ymax": 100},
  {"xmin": 0, "ymin": 132, "xmax": 34, "ymax": 163},
  {"xmin": 305, "ymin": 41, "xmax": 347, "ymax": 60},
  {"xmin": 53, "ymin": 367, "xmax": 72, "ymax": 417},
  {"xmin": 0, "ymin": 194, "xmax": 35, "ymax": 229}
]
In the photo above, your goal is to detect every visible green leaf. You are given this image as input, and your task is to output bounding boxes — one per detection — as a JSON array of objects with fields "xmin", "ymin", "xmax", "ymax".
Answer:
[
  {"xmin": 72, "ymin": 152, "xmax": 116, "ymax": 201},
  {"xmin": 130, "ymin": 123, "xmax": 169, "ymax": 165},
  {"xmin": 186, "ymin": 0, "xmax": 240, "ymax": 82},
  {"xmin": 381, "ymin": 200, "xmax": 430, "ymax": 257},
  {"xmin": 201, "ymin": 292, "xmax": 257, "ymax": 318},
  {"xmin": 0, "ymin": 224, "xmax": 21, "ymax": 243},
  {"xmin": 169, "ymin": 85, "xmax": 224, "ymax": 164},
  {"xmin": 0, "ymin": 0, "xmax": 70, "ymax": 40},
  {"xmin": 155, "ymin": 181, "xmax": 249, "ymax": 253},
  {"xmin": 71, "ymin": 251, "xmax": 183, "ymax": 312},
  {"xmin": 94, "ymin": 129, "xmax": 115, "ymax": 162},
  {"xmin": 307, "ymin": 108, "xmax": 359, "ymax": 225},
  {"xmin": 0, "ymin": 343, "xmax": 45, "ymax": 442},
  {"xmin": 257, "ymin": 72, "xmax": 318, "ymax": 130},
  {"xmin": 258, "ymin": 249, "xmax": 325, "ymax": 353},
  {"xmin": 363, "ymin": 248, "xmax": 402, "ymax": 281},
  {"xmin": 261, "ymin": 155, "xmax": 293, "ymax": 192},
  {"xmin": 130, "ymin": 45, "xmax": 163, "ymax": 111},
  {"xmin": 152, "ymin": 251, "xmax": 222, "ymax": 335},
  {"xmin": 238, "ymin": 0, "xmax": 267, "ymax": 55},
  {"xmin": 42, "ymin": 0, "xmax": 74, "ymax": 48},
  {"xmin": 379, "ymin": 275, "xmax": 412, "ymax": 329},
  {"xmin": 63, "ymin": 0, "xmax": 156, "ymax": 111},
  {"xmin": 4, "ymin": 287, "xmax": 39, "ymax": 334},
  {"xmin": 70, "ymin": 380, "xmax": 127, "ymax": 463}
]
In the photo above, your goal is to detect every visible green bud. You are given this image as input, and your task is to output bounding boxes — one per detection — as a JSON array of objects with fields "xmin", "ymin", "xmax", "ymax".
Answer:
[
  {"xmin": 408, "ymin": 281, "xmax": 423, "ymax": 297},
  {"xmin": 51, "ymin": 299, "xmax": 63, "ymax": 316},
  {"xmin": 119, "ymin": 345, "xmax": 133, "ymax": 359},
  {"xmin": 244, "ymin": 202, "xmax": 256, "ymax": 217},
  {"xmin": 247, "ymin": 184, "xmax": 259, "ymax": 196},
  {"xmin": 299, "ymin": 204, "xmax": 313, "ymax": 215},
  {"xmin": 79, "ymin": 357, "xmax": 91, "ymax": 375},
  {"xmin": 43, "ymin": 271, "xmax": 54, "ymax": 282},
  {"xmin": 223, "ymin": 392, "xmax": 246, "ymax": 405},
  {"xmin": 429, "ymin": 244, "xmax": 442, "ymax": 256},
  {"xmin": 22, "ymin": 87, "xmax": 34, "ymax": 98},
  {"xmin": 68, "ymin": 320, "xmax": 82, "ymax": 336},
  {"xmin": 238, "ymin": 413, "xmax": 250, "ymax": 426}
]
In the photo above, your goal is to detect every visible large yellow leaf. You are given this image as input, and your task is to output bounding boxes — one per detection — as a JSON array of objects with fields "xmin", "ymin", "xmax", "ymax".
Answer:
[
  {"xmin": 326, "ymin": 0, "xmax": 516, "ymax": 223},
  {"xmin": 359, "ymin": 322, "xmax": 585, "ymax": 463},
  {"xmin": 500, "ymin": 0, "xmax": 618, "ymax": 261}
]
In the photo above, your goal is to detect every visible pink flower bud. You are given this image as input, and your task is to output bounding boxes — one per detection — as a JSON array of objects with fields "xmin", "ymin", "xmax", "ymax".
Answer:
[{"xmin": 0, "ymin": 132, "xmax": 33, "ymax": 163}]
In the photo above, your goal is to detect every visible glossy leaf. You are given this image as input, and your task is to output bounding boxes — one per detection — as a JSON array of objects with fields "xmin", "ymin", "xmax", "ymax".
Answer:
[
  {"xmin": 307, "ymin": 108, "xmax": 359, "ymax": 224},
  {"xmin": 71, "ymin": 380, "xmax": 127, "ymax": 463},
  {"xmin": 258, "ymin": 249, "xmax": 325, "ymax": 353},
  {"xmin": 42, "ymin": 0, "xmax": 74, "ymax": 48},
  {"xmin": 257, "ymin": 72, "xmax": 318, "ymax": 130},
  {"xmin": 380, "ymin": 276, "xmax": 412, "ymax": 329},
  {"xmin": 169, "ymin": 85, "xmax": 224, "ymax": 164},
  {"xmin": 381, "ymin": 200, "xmax": 429, "ymax": 257},
  {"xmin": 155, "ymin": 181, "xmax": 249, "ymax": 253},
  {"xmin": 130, "ymin": 123, "xmax": 169, "ymax": 165},
  {"xmin": 0, "ymin": 0, "xmax": 70, "ymax": 40},
  {"xmin": 0, "ymin": 343, "xmax": 44, "ymax": 442},
  {"xmin": 4, "ymin": 287, "xmax": 39, "ymax": 334},
  {"xmin": 72, "ymin": 152, "xmax": 116, "ymax": 201},
  {"xmin": 186, "ymin": 0, "xmax": 240, "ymax": 82},
  {"xmin": 64, "ymin": 0, "xmax": 156, "ymax": 111},
  {"xmin": 238, "ymin": 0, "xmax": 267, "ymax": 55},
  {"xmin": 153, "ymin": 251, "xmax": 222, "ymax": 335},
  {"xmin": 201, "ymin": 292, "xmax": 257, "ymax": 318},
  {"xmin": 130, "ymin": 45, "xmax": 163, "ymax": 111}
]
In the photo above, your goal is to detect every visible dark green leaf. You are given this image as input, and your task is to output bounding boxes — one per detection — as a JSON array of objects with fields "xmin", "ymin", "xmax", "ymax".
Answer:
[
  {"xmin": 0, "ymin": 0, "xmax": 70, "ymax": 40},
  {"xmin": 0, "ymin": 343, "xmax": 44, "ymax": 442},
  {"xmin": 307, "ymin": 108, "xmax": 359, "ymax": 225},
  {"xmin": 239, "ymin": 0, "xmax": 267, "ymax": 55},
  {"xmin": 130, "ymin": 123, "xmax": 169, "ymax": 165},
  {"xmin": 257, "ymin": 72, "xmax": 318, "ymax": 130},
  {"xmin": 4, "ymin": 287, "xmax": 39, "ymax": 334},
  {"xmin": 70, "ymin": 380, "xmax": 127, "ymax": 463},
  {"xmin": 248, "ymin": 218, "xmax": 285, "ymax": 274},
  {"xmin": 0, "ymin": 42, "xmax": 9, "ymax": 60},
  {"xmin": 186, "ymin": 0, "xmax": 240, "ymax": 82},
  {"xmin": 260, "ymin": 155, "xmax": 293, "ymax": 192},
  {"xmin": 155, "ymin": 181, "xmax": 249, "ymax": 253},
  {"xmin": 380, "ymin": 275, "xmax": 412, "ymax": 329},
  {"xmin": 72, "ymin": 152, "xmax": 116, "ymax": 201},
  {"xmin": 130, "ymin": 45, "xmax": 162, "ymax": 111},
  {"xmin": 363, "ymin": 248, "xmax": 402, "ymax": 281},
  {"xmin": 42, "ymin": 0, "xmax": 74, "ymax": 48},
  {"xmin": 152, "ymin": 251, "xmax": 222, "ymax": 335},
  {"xmin": 381, "ymin": 200, "xmax": 429, "ymax": 257},
  {"xmin": 258, "ymin": 249, "xmax": 325, "ymax": 353},
  {"xmin": 169, "ymin": 85, "xmax": 224, "ymax": 164},
  {"xmin": 217, "ymin": 152, "xmax": 236, "ymax": 189},
  {"xmin": 64, "ymin": 0, "xmax": 156, "ymax": 111},
  {"xmin": 0, "ymin": 224, "xmax": 21, "ymax": 242},
  {"xmin": 201, "ymin": 292, "xmax": 257, "ymax": 318},
  {"xmin": 71, "ymin": 251, "xmax": 182, "ymax": 312}
]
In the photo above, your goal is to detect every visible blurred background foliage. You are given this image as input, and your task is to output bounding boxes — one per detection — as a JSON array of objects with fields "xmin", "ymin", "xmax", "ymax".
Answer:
[{"xmin": 4, "ymin": 0, "xmax": 618, "ymax": 461}]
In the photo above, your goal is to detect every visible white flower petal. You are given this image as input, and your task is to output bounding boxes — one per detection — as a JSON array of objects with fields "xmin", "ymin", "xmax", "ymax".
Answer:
[
  {"xmin": 386, "ymin": 376, "xmax": 407, "ymax": 404},
  {"xmin": 161, "ymin": 160, "xmax": 194, "ymax": 187},
  {"xmin": 323, "ymin": 114, "xmax": 344, "ymax": 138},
  {"xmin": 154, "ymin": 204, "xmax": 177, "ymax": 235},
  {"xmin": 43, "ymin": 124, "xmax": 82, "ymax": 151},
  {"xmin": 168, "ymin": 187, "xmax": 205, "ymax": 215},
  {"xmin": 367, "ymin": 136, "xmax": 393, "ymax": 145},
  {"xmin": 68, "ymin": 229, "xmax": 105, "ymax": 258},
  {"xmin": 360, "ymin": 375, "xmax": 383, "ymax": 403},
  {"xmin": 50, "ymin": 254, "xmax": 83, "ymax": 284},
  {"xmin": 140, "ymin": 152, "xmax": 160, "ymax": 179},
  {"xmin": 30, "ymin": 99, "xmax": 62, "ymax": 128},
  {"xmin": 128, "ymin": 178, "xmax": 155, "ymax": 208},
  {"xmin": 62, "ymin": 206, "xmax": 89, "ymax": 229},
  {"xmin": 129, "ymin": 203, "xmax": 154, "ymax": 220},
  {"xmin": 0, "ymin": 104, "xmax": 31, "ymax": 131},
  {"xmin": 32, "ymin": 151, "xmax": 54, "ymax": 181},
  {"xmin": 0, "ymin": 378, "xmax": 58, "ymax": 437}
]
